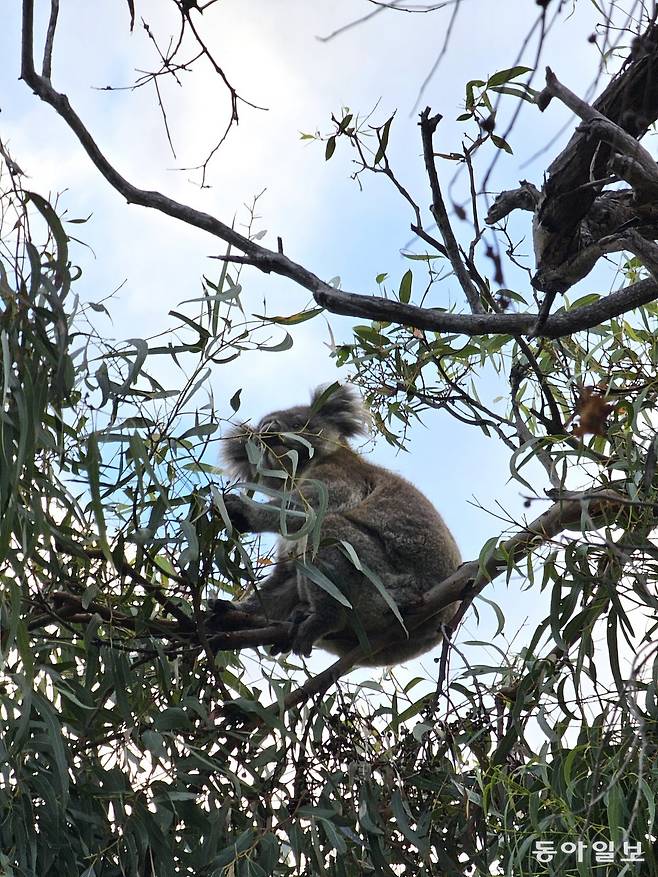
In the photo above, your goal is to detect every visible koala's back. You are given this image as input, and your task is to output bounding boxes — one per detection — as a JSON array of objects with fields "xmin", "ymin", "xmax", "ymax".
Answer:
[
  {"xmin": 302, "ymin": 446, "xmax": 460, "ymax": 574},
  {"xmin": 294, "ymin": 446, "xmax": 461, "ymax": 664}
]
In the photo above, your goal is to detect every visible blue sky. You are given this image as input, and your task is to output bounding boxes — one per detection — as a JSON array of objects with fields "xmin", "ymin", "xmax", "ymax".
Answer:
[{"xmin": 0, "ymin": 0, "xmax": 631, "ymax": 672}]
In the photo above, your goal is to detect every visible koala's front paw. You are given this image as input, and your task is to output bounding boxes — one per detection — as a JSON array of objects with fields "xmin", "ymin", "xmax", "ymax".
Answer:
[
  {"xmin": 290, "ymin": 613, "xmax": 324, "ymax": 658},
  {"xmin": 205, "ymin": 598, "xmax": 235, "ymax": 629},
  {"xmin": 205, "ymin": 598, "xmax": 252, "ymax": 636},
  {"xmin": 207, "ymin": 597, "xmax": 233, "ymax": 615},
  {"xmin": 269, "ymin": 606, "xmax": 310, "ymax": 657},
  {"xmin": 221, "ymin": 493, "xmax": 252, "ymax": 533}
]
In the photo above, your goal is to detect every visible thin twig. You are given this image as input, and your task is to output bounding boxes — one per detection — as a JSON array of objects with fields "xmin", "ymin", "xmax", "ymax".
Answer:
[{"xmin": 510, "ymin": 362, "xmax": 562, "ymax": 489}]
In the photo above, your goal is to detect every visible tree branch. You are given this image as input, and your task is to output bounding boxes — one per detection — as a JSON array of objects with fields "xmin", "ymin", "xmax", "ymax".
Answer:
[
  {"xmin": 543, "ymin": 68, "xmax": 658, "ymax": 197},
  {"xmin": 532, "ymin": 23, "xmax": 658, "ymax": 286},
  {"xmin": 531, "ymin": 229, "xmax": 629, "ymax": 296},
  {"xmin": 19, "ymin": 1, "xmax": 658, "ymax": 342},
  {"xmin": 284, "ymin": 651, "xmax": 361, "ymax": 710},
  {"xmin": 42, "ymin": 0, "xmax": 59, "ymax": 80},
  {"xmin": 485, "ymin": 180, "xmax": 540, "ymax": 225},
  {"xmin": 623, "ymin": 229, "xmax": 658, "ymax": 279},
  {"xmin": 418, "ymin": 108, "xmax": 484, "ymax": 314},
  {"xmin": 215, "ymin": 252, "xmax": 658, "ymax": 338},
  {"xmin": 47, "ymin": 590, "xmax": 180, "ymax": 637}
]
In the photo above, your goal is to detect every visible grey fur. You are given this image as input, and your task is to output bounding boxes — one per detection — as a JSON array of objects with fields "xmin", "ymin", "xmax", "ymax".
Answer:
[{"xmin": 211, "ymin": 384, "xmax": 461, "ymax": 667}]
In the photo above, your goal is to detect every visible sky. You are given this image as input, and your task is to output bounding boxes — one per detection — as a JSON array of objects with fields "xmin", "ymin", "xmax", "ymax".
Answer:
[{"xmin": 0, "ymin": 0, "xmax": 640, "ymax": 676}]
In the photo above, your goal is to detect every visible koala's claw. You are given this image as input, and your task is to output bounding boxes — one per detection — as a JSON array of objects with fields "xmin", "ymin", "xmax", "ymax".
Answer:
[
  {"xmin": 290, "ymin": 614, "xmax": 323, "ymax": 658},
  {"xmin": 291, "ymin": 636, "xmax": 314, "ymax": 659}
]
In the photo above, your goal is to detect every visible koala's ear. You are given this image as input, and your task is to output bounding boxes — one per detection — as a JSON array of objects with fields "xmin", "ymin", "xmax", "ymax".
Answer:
[{"xmin": 310, "ymin": 383, "xmax": 369, "ymax": 438}]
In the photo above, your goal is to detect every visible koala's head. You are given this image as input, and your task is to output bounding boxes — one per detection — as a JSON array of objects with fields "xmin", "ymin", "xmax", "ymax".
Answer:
[{"xmin": 222, "ymin": 384, "xmax": 368, "ymax": 482}]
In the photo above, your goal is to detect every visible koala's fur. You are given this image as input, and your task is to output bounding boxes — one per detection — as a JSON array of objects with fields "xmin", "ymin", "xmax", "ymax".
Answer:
[{"xmin": 209, "ymin": 384, "xmax": 461, "ymax": 666}]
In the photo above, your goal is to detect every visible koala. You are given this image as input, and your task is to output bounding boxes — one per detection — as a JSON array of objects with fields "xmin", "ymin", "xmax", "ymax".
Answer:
[{"xmin": 208, "ymin": 384, "xmax": 461, "ymax": 666}]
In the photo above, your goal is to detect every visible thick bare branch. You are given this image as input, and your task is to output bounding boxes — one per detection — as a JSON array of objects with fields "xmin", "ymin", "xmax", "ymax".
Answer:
[
  {"xmin": 623, "ymin": 231, "xmax": 658, "ymax": 279},
  {"xmin": 48, "ymin": 590, "xmax": 179, "ymax": 637},
  {"xmin": 532, "ymin": 25, "xmax": 658, "ymax": 286},
  {"xmin": 532, "ymin": 229, "xmax": 629, "ymax": 295},
  {"xmin": 544, "ymin": 69, "xmax": 658, "ymax": 197},
  {"xmin": 419, "ymin": 488, "xmax": 628, "ymax": 622},
  {"xmin": 217, "ymin": 251, "xmax": 658, "ymax": 336},
  {"xmin": 485, "ymin": 181, "xmax": 540, "ymax": 225},
  {"xmin": 209, "ymin": 624, "xmax": 293, "ymax": 651},
  {"xmin": 611, "ymin": 155, "xmax": 658, "ymax": 196},
  {"xmin": 536, "ymin": 229, "xmax": 658, "ymax": 297},
  {"xmin": 284, "ymin": 651, "xmax": 361, "ymax": 710}
]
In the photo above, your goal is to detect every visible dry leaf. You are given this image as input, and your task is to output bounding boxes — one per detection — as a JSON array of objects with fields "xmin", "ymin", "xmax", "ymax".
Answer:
[{"xmin": 571, "ymin": 387, "xmax": 614, "ymax": 437}]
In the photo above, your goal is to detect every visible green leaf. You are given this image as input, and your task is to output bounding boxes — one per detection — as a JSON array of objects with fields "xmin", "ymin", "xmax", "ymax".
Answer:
[
  {"xmin": 260, "ymin": 332, "xmax": 294, "ymax": 352},
  {"xmin": 568, "ymin": 293, "xmax": 601, "ymax": 309},
  {"xmin": 297, "ymin": 560, "xmax": 352, "ymax": 607},
  {"xmin": 391, "ymin": 790, "xmax": 424, "ymax": 846},
  {"xmin": 491, "ymin": 84, "xmax": 538, "ymax": 102},
  {"xmin": 230, "ymin": 388, "xmax": 242, "ymax": 411},
  {"xmin": 402, "ymin": 252, "xmax": 444, "ymax": 261},
  {"xmin": 168, "ymin": 310, "xmax": 211, "ymax": 345},
  {"xmin": 86, "ymin": 432, "xmax": 108, "ymax": 548},
  {"xmin": 475, "ymin": 593, "xmax": 505, "ymax": 637},
  {"xmin": 398, "ymin": 269, "xmax": 412, "ymax": 304},
  {"xmin": 486, "ymin": 65, "xmax": 532, "ymax": 87},
  {"xmin": 178, "ymin": 422, "xmax": 218, "ymax": 440},
  {"xmin": 120, "ymin": 337, "xmax": 148, "ymax": 392},
  {"xmin": 142, "ymin": 730, "xmax": 167, "ymax": 758},
  {"xmin": 33, "ymin": 693, "xmax": 69, "ymax": 803},
  {"xmin": 337, "ymin": 113, "xmax": 353, "ymax": 133},
  {"xmin": 309, "ymin": 381, "xmax": 342, "ymax": 415},
  {"xmin": 477, "ymin": 536, "xmax": 499, "ymax": 581},
  {"xmin": 339, "ymin": 540, "xmax": 405, "ymax": 630},
  {"xmin": 491, "ymin": 133, "xmax": 513, "ymax": 153},
  {"xmin": 253, "ymin": 307, "xmax": 323, "ymax": 325},
  {"xmin": 386, "ymin": 695, "xmax": 430, "ymax": 732},
  {"xmin": 26, "ymin": 190, "xmax": 69, "ymax": 287},
  {"xmin": 465, "ymin": 78, "xmax": 486, "ymax": 109},
  {"xmin": 374, "ymin": 114, "xmax": 394, "ymax": 164}
]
